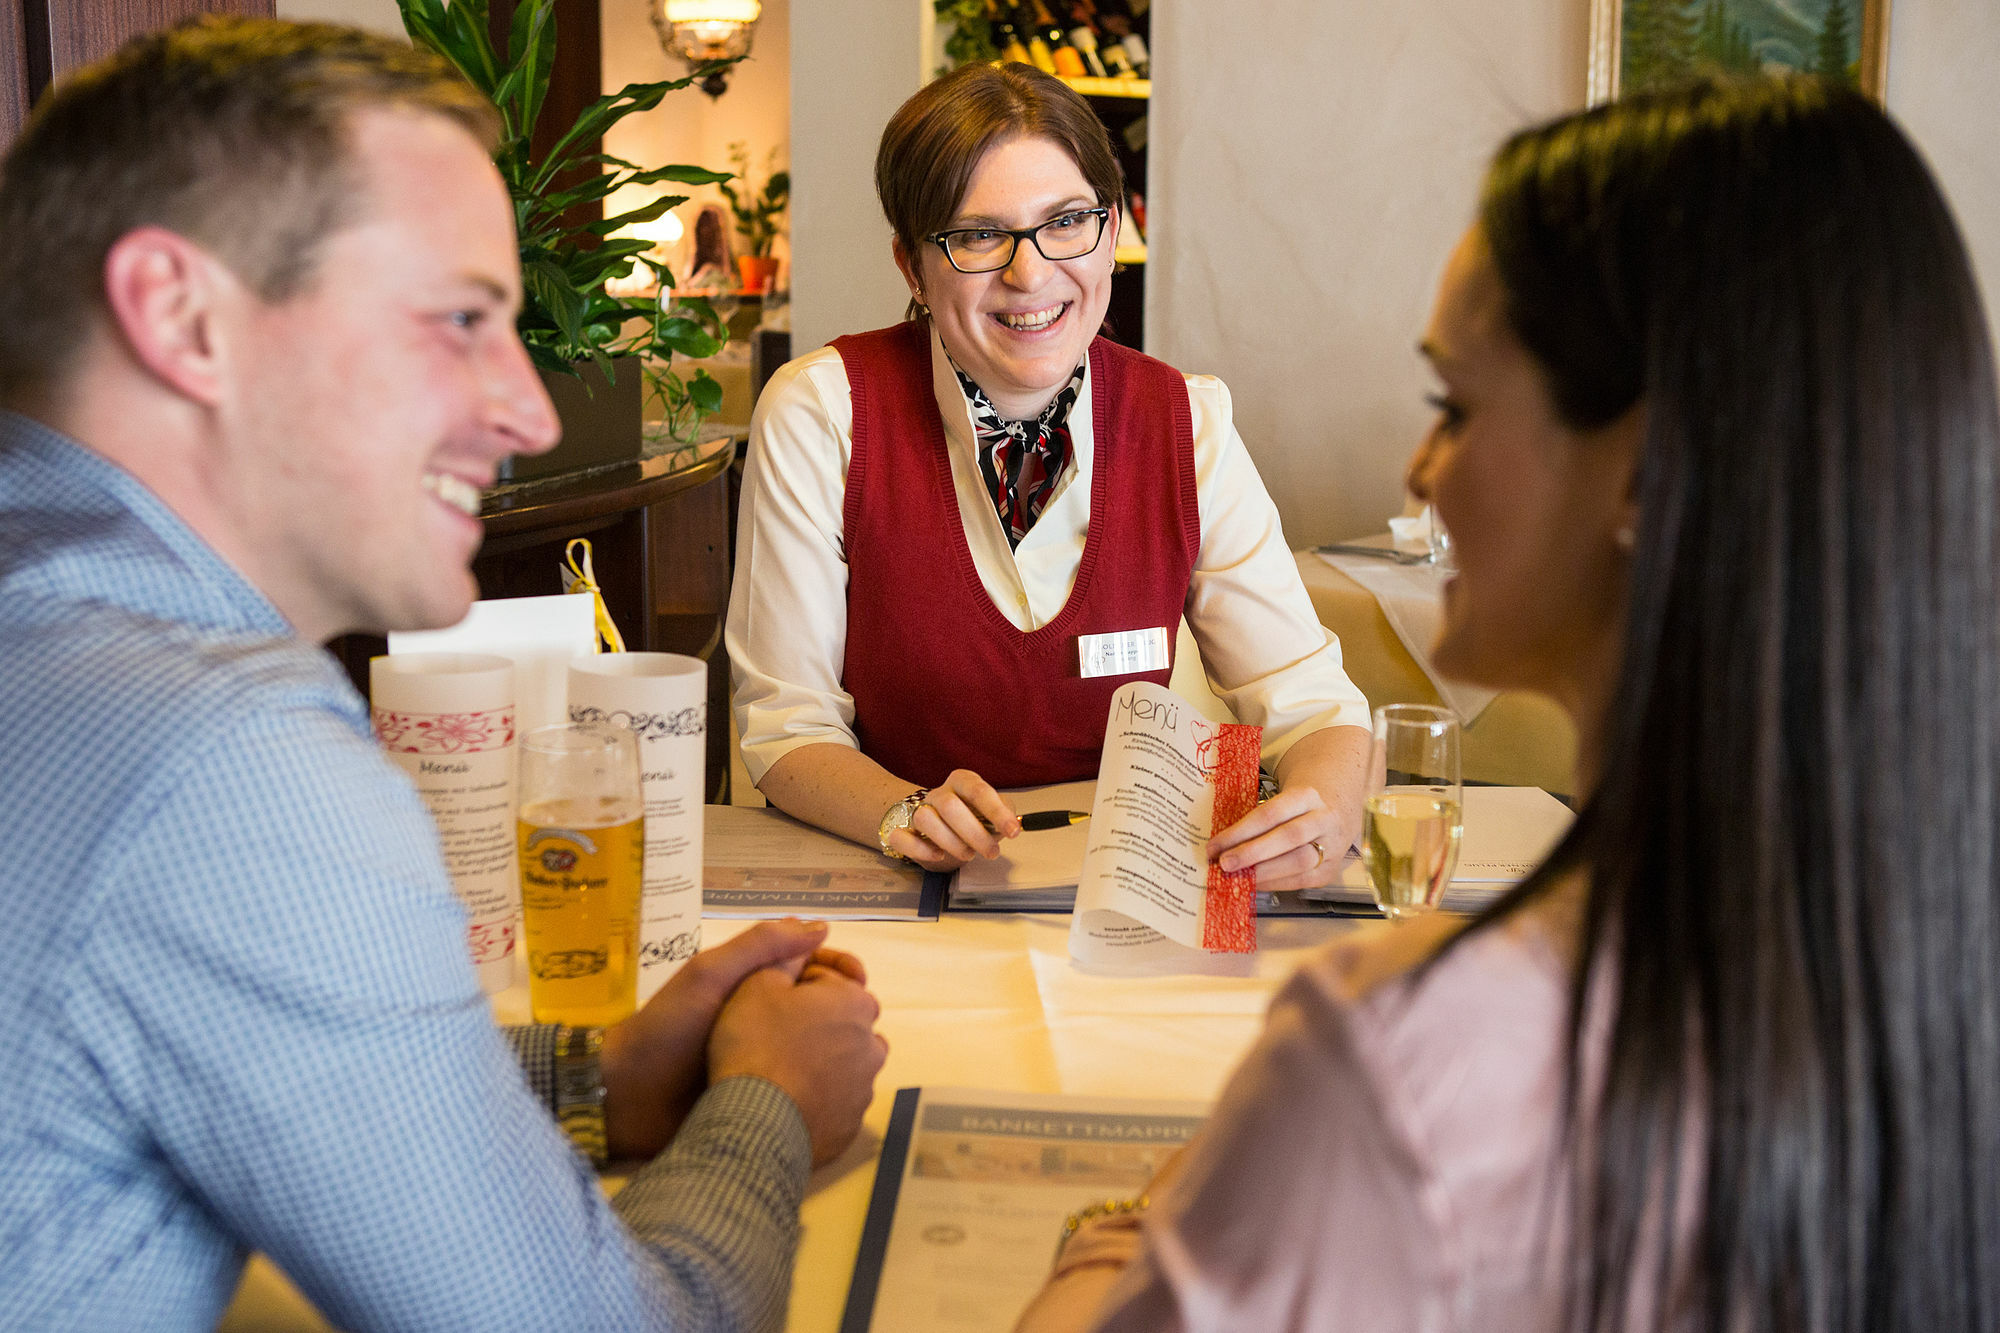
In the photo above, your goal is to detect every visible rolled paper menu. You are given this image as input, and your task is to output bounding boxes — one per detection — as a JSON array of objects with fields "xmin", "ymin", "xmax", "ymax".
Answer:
[
  {"xmin": 370, "ymin": 653, "xmax": 519, "ymax": 994},
  {"xmin": 568, "ymin": 654, "xmax": 705, "ymax": 1004}
]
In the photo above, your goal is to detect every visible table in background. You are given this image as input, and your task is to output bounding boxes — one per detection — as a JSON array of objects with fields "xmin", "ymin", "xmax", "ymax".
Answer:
[
  {"xmin": 1292, "ymin": 549, "xmax": 1578, "ymax": 794},
  {"xmin": 220, "ymin": 912, "xmax": 1359, "ymax": 1332}
]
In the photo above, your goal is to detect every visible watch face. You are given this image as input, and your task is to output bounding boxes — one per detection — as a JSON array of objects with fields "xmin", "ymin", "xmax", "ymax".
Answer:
[{"xmin": 879, "ymin": 792, "xmax": 927, "ymax": 855}]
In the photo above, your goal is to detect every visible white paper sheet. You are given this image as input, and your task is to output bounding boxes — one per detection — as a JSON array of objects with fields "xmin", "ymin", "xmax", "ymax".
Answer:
[{"xmin": 389, "ymin": 593, "xmax": 598, "ymax": 738}]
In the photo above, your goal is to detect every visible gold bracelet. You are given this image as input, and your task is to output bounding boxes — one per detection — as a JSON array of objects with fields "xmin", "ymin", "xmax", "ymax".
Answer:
[
  {"xmin": 554, "ymin": 1025, "xmax": 607, "ymax": 1167},
  {"xmin": 1054, "ymin": 1193, "xmax": 1149, "ymax": 1262}
]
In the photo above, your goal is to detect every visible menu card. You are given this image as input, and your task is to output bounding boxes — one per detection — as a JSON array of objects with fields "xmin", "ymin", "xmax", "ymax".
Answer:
[{"xmin": 370, "ymin": 652, "xmax": 519, "ymax": 993}]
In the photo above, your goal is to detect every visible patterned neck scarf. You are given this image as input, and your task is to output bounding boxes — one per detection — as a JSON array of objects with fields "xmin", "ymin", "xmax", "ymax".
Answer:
[{"xmin": 951, "ymin": 361, "xmax": 1086, "ymax": 550}]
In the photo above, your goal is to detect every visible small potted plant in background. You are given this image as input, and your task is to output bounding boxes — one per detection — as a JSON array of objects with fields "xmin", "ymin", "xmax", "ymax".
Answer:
[
  {"xmin": 719, "ymin": 141, "xmax": 789, "ymax": 296},
  {"xmin": 397, "ymin": 0, "xmax": 735, "ymax": 477}
]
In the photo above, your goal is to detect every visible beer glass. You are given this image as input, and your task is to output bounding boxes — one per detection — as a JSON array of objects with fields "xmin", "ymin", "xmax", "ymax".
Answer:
[
  {"xmin": 516, "ymin": 723, "xmax": 645, "ymax": 1025},
  {"xmin": 1360, "ymin": 704, "xmax": 1464, "ymax": 921}
]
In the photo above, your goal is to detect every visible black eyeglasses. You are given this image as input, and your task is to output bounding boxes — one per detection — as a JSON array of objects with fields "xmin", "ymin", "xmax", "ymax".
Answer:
[{"xmin": 925, "ymin": 208, "xmax": 1111, "ymax": 274}]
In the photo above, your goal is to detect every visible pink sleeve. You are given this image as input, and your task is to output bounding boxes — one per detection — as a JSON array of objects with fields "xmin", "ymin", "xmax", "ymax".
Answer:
[{"xmin": 1089, "ymin": 964, "xmax": 1438, "ymax": 1333}]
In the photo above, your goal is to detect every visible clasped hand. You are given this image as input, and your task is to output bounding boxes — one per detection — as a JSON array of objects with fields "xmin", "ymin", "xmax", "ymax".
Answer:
[{"xmin": 600, "ymin": 919, "xmax": 887, "ymax": 1166}]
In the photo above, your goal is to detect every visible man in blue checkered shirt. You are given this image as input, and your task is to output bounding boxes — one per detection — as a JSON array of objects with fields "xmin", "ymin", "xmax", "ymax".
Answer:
[{"xmin": 0, "ymin": 18, "xmax": 887, "ymax": 1331}]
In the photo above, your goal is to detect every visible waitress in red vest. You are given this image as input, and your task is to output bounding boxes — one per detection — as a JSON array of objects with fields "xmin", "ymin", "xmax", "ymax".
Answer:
[{"xmin": 725, "ymin": 62, "xmax": 1372, "ymax": 888}]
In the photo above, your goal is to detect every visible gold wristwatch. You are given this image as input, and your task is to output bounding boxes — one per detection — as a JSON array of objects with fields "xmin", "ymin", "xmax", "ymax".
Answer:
[{"xmin": 877, "ymin": 787, "xmax": 929, "ymax": 859}]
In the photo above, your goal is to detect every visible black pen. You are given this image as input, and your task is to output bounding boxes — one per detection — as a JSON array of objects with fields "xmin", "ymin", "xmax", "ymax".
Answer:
[{"xmin": 983, "ymin": 809, "xmax": 1091, "ymax": 832}]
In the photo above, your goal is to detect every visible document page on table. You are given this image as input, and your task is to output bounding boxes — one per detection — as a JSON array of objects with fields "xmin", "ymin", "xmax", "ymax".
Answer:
[
  {"xmin": 950, "ymin": 779, "xmax": 1099, "ymax": 908},
  {"xmin": 848, "ymin": 1086, "xmax": 1206, "ymax": 1333},
  {"xmin": 702, "ymin": 806, "xmax": 932, "ymax": 918},
  {"xmin": 1068, "ymin": 681, "xmax": 1263, "ymax": 969}
]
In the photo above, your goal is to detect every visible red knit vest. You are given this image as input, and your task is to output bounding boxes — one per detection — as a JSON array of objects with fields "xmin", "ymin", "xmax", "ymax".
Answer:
[{"xmin": 835, "ymin": 320, "xmax": 1199, "ymax": 789}]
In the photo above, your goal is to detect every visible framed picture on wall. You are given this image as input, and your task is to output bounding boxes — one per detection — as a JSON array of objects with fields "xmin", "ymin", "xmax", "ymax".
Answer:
[{"xmin": 1588, "ymin": 0, "xmax": 1890, "ymax": 104}]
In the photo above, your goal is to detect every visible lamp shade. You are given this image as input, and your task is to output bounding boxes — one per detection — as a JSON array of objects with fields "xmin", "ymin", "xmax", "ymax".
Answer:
[{"xmin": 653, "ymin": 0, "xmax": 761, "ymax": 95}]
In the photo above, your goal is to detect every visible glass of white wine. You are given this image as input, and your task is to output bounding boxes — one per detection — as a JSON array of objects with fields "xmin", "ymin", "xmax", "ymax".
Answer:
[
  {"xmin": 517, "ymin": 724, "xmax": 645, "ymax": 1026},
  {"xmin": 1361, "ymin": 704, "xmax": 1464, "ymax": 921}
]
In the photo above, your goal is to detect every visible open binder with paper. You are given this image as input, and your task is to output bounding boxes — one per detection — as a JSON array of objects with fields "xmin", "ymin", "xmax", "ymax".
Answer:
[
  {"xmin": 950, "ymin": 683, "xmax": 1577, "ymax": 946},
  {"xmin": 947, "ymin": 681, "xmax": 1267, "ymax": 969},
  {"xmin": 840, "ymin": 1086, "xmax": 1207, "ymax": 1333}
]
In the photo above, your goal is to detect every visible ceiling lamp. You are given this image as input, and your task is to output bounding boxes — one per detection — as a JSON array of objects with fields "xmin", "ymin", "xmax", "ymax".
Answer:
[{"xmin": 651, "ymin": 0, "xmax": 763, "ymax": 99}]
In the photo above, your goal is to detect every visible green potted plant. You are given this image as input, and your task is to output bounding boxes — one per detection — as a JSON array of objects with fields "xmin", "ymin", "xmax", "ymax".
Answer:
[
  {"xmin": 397, "ymin": 0, "xmax": 734, "ymax": 477},
  {"xmin": 718, "ymin": 141, "xmax": 788, "ymax": 295}
]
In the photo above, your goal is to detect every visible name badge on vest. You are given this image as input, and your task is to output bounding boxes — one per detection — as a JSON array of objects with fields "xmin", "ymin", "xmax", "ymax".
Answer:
[{"xmin": 1077, "ymin": 627, "xmax": 1171, "ymax": 679}]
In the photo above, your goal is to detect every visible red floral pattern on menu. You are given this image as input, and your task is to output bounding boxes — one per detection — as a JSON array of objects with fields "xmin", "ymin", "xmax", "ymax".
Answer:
[
  {"xmin": 371, "ymin": 707, "xmax": 516, "ymax": 754},
  {"xmin": 1200, "ymin": 723, "xmax": 1263, "ymax": 953},
  {"xmin": 467, "ymin": 919, "xmax": 516, "ymax": 965}
]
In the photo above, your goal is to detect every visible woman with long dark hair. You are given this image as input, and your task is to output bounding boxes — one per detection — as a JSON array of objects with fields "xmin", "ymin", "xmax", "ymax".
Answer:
[{"xmin": 1018, "ymin": 76, "xmax": 2000, "ymax": 1332}]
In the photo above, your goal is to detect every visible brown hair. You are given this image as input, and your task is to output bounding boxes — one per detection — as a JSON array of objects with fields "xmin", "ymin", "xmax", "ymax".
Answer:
[
  {"xmin": 0, "ymin": 15, "xmax": 498, "ymax": 403},
  {"xmin": 875, "ymin": 61, "xmax": 1122, "ymax": 319}
]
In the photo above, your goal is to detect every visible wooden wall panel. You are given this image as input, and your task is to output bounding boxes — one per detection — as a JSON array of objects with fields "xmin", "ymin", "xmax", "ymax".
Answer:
[
  {"xmin": 1, "ymin": 0, "xmax": 28, "ymax": 148},
  {"xmin": 22, "ymin": 0, "xmax": 274, "ymax": 108}
]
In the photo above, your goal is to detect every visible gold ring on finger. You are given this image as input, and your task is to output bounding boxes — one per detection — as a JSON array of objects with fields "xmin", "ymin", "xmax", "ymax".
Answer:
[{"xmin": 1309, "ymin": 838, "xmax": 1326, "ymax": 870}]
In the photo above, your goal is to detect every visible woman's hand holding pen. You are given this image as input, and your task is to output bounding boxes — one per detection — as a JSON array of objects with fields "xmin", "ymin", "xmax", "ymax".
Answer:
[{"xmin": 890, "ymin": 768, "xmax": 1023, "ymax": 870}]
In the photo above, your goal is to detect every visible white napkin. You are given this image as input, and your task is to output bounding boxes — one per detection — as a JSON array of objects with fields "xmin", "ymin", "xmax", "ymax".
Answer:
[
  {"xmin": 388, "ymin": 593, "xmax": 599, "ymax": 738},
  {"xmin": 1314, "ymin": 550, "xmax": 1498, "ymax": 724}
]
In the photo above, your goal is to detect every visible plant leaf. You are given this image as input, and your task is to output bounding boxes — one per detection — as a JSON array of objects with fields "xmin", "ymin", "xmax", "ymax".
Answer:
[
  {"xmin": 630, "ymin": 163, "xmax": 735, "ymax": 188},
  {"xmin": 512, "ymin": 1, "xmax": 557, "ymax": 141},
  {"xmin": 639, "ymin": 257, "xmax": 678, "ymax": 292},
  {"xmin": 675, "ymin": 295, "xmax": 723, "ymax": 334},
  {"xmin": 590, "ymin": 199, "xmax": 678, "ymax": 235},
  {"xmin": 439, "ymin": 0, "xmax": 500, "ymax": 92},
  {"xmin": 655, "ymin": 317, "xmax": 724, "ymax": 359},
  {"xmin": 528, "ymin": 342, "xmax": 578, "ymax": 377},
  {"xmin": 689, "ymin": 370, "xmax": 725, "ymax": 413},
  {"xmin": 531, "ymin": 76, "xmax": 704, "ymax": 189},
  {"xmin": 524, "ymin": 257, "xmax": 588, "ymax": 358}
]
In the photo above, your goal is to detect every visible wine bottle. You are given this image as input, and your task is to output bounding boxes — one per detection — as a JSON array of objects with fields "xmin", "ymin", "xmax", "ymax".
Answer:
[
  {"xmin": 1093, "ymin": 0, "xmax": 1150, "ymax": 78},
  {"xmin": 1119, "ymin": 28, "xmax": 1149, "ymax": 77},
  {"xmin": 1007, "ymin": 3, "xmax": 1059, "ymax": 74},
  {"xmin": 1064, "ymin": 4, "xmax": 1111, "ymax": 77},
  {"xmin": 988, "ymin": 0, "xmax": 1032, "ymax": 65},
  {"xmin": 1031, "ymin": 1, "xmax": 1087, "ymax": 77}
]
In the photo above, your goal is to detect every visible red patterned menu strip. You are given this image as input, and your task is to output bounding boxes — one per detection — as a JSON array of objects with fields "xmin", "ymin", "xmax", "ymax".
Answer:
[
  {"xmin": 372, "ymin": 707, "xmax": 516, "ymax": 754},
  {"xmin": 1200, "ymin": 723, "xmax": 1262, "ymax": 953}
]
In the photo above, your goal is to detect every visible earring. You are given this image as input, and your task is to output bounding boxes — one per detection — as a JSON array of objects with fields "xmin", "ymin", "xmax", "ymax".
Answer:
[
  {"xmin": 912, "ymin": 290, "xmax": 929, "ymax": 317},
  {"xmin": 1615, "ymin": 524, "xmax": 1636, "ymax": 553}
]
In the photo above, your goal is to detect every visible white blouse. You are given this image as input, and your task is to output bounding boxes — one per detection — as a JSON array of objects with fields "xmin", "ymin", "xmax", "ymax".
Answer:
[{"xmin": 724, "ymin": 324, "xmax": 1370, "ymax": 786}]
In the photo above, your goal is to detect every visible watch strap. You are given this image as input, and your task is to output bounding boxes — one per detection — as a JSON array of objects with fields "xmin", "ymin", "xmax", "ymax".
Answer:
[
  {"xmin": 554, "ymin": 1025, "xmax": 608, "ymax": 1167},
  {"xmin": 877, "ymin": 787, "xmax": 929, "ymax": 858}
]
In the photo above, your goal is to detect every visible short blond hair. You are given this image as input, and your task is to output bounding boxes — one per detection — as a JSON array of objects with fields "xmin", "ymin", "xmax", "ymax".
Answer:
[{"xmin": 0, "ymin": 15, "xmax": 498, "ymax": 402}]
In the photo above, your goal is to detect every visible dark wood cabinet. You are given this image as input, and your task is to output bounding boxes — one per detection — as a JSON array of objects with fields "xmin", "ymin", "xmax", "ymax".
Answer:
[{"xmin": 2, "ymin": 0, "xmax": 274, "ymax": 145}]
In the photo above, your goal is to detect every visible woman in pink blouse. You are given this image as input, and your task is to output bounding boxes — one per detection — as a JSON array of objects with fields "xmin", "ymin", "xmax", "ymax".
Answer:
[{"xmin": 1018, "ymin": 76, "xmax": 2000, "ymax": 1333}]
